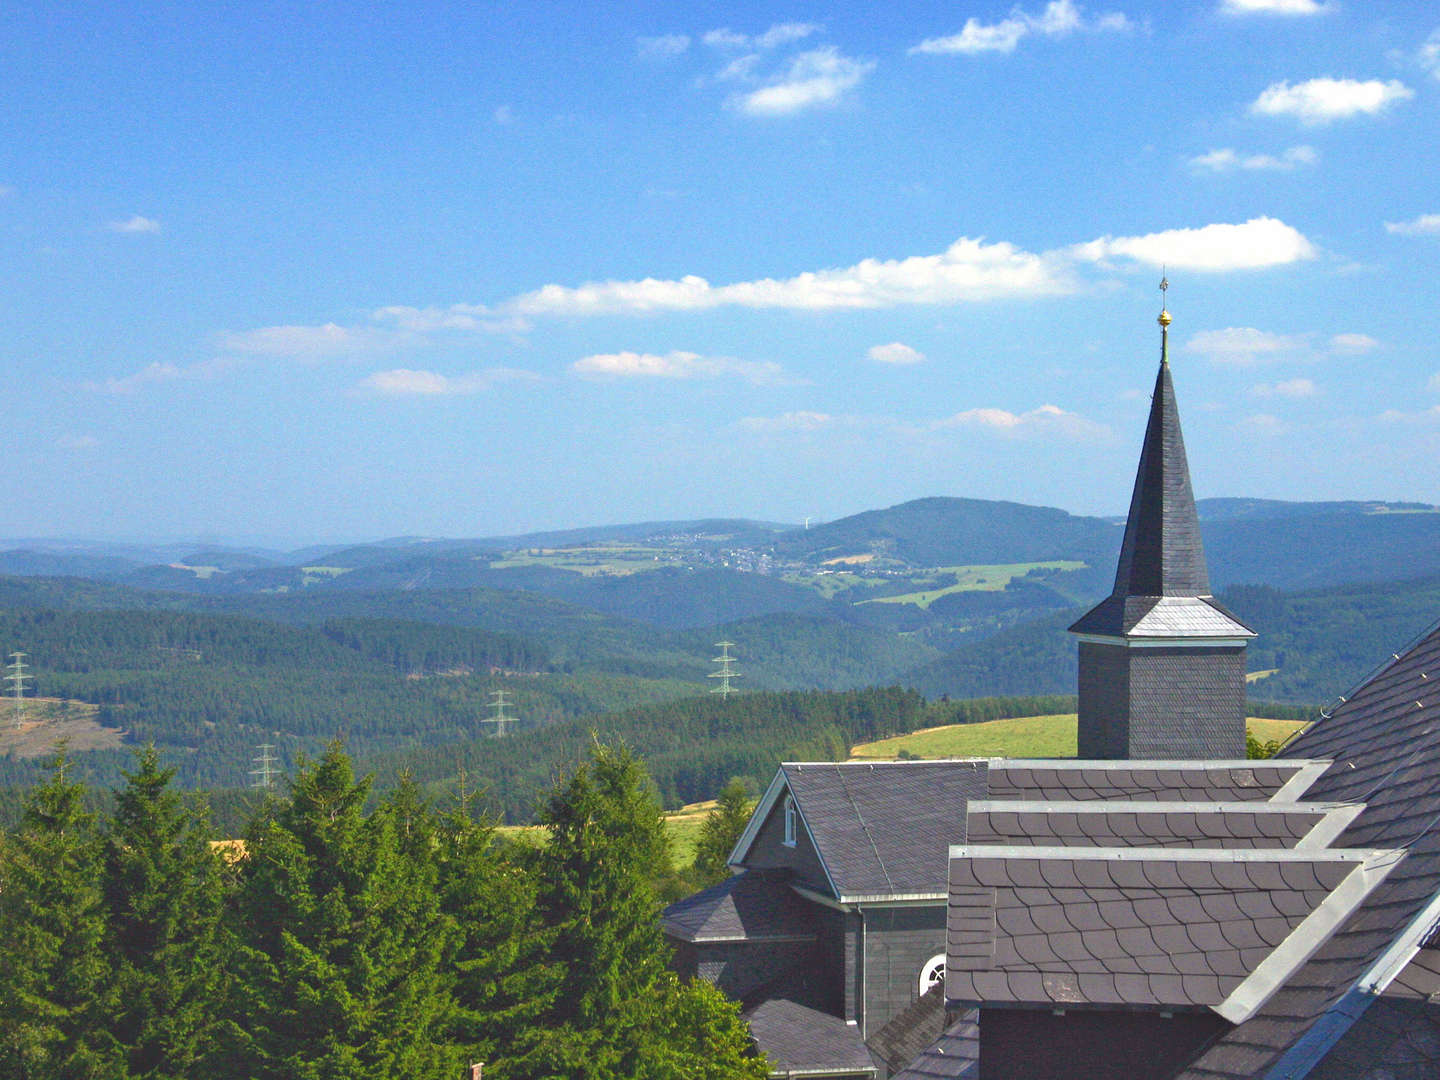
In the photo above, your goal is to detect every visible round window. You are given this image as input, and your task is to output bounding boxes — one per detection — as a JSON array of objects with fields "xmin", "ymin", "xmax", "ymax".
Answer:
[{"xmin": 919, "ymin": 953, "xmax": 946, "ymax": 997}]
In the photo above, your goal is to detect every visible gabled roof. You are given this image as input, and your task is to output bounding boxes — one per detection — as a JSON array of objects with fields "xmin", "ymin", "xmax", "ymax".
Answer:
[
  {"xmin": 888, "ymin": 1009, "xmax": 979, "ymax": 1080},
  {"xmin": 945, "ymin": 844, "xmax": 1400, "ymax": 1022},
  {"xmin": 966, "ymin": 800, "xmax": 1364, "ymax": 851},
  {"xmin": 1172, "ymin": 618, "xmax": 1440, "ymax": 1078},
  {"xmin": 661, "ymin": 869, "xmax": 820, "ymax": 944},
  {"xmin": 732, "ymin": 760, "xmax": 989, "ymax": 901},
  {"xmin": 1069, "ymin": 354, "xmax": 1252, "ymax": 641}
]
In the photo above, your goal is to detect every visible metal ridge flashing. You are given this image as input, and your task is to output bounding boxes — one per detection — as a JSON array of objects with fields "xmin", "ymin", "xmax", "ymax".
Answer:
[{"xmin": 948, "ymin": 843, "xmax": 1398, "ymax": 865}]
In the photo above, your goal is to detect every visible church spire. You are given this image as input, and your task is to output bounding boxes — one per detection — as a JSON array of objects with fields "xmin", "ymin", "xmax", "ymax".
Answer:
[{"xmin": 1070, "ymin": 283, "xmax": 1253, "ymax": 760}]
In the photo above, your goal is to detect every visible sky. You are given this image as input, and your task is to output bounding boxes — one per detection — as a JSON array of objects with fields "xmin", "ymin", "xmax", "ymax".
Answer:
[{"xmin": 3, "ymin": 1, "xmax": 1440, "ymax": 546}]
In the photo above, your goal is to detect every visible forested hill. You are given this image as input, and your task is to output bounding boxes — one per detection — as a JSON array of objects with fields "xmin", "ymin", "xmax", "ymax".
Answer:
[{"xmin": 903, "ymin": 574, "xmax": 1440, "ymax": 707}]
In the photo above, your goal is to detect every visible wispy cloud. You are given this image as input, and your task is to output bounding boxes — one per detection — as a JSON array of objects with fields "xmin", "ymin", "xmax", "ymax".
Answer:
[
  {"xmin": 492, "ymin": 104, "xmax": 515, "ymax": 125},
  {"xmin": 1385, "ymin": 213, "xmax": 1440, "ymax": 237},
  {"xmin": 1250, "ymin": 78, "xmax": 1414, "ymax": 124},
  {"xmin": 1071, "ymin": 216, "xmax": 1316, "ymax": 272},
  {"xmin": 507, "ymin": 237, "xmax": 1072, "ymax": 315},
  {"xmin": 1220, "ymin": 0, "xmax": 1333, "ymax": 15},
  {"xmin": 1188, "ymin": 145, "xmax": 1317, "ymax": 172},
  {"xmin": 737, "ymin": 410, "xmax": 845, "ymax": 433},
  {"xmin": 571, "ymin": 351, "xmax": 786, "ymax": 384},
  {"xmin": 1187, "ymin": 328, "xmax": 1307, "ymax": 364},
  {"xmin": 910, "ymin": 0, "xmax": 1132, "ymax": 56},
  {"xmin": 933, "ymin": 403, "xmax": 1110, "ymax": 441},
  {"xmin": 1250, "ymin": 377, "xmax": 1318, "ymax": 398},
  {"xmin": 108, "ymin": 214, "xmax": 161, "ymax": 234},
  {"xmin": 217, "ymin": 323, "xmax": 403, "ymax": 361},
  {"xmin": 1185, "ymin": 328, "xmax": 1375, "ymax": 364},
  {"xmin": 222, "ymin": 219, "xmax": 1317, "ymax": 355},
  {"xmin": 84, "ymin": 361, "xmax": 183, "ymax": 394},
  {"xmin": 637, "ymin": 34, "xmax": 690, "ymax": 60},
  {"xmin": 356, "ymin": 367, "xmax": 540, "ymax": 397},
  {"xmin": 1330, "ymin": 333, "xmax": 1378, "ymax": 354},
  {"xmin": 1421, "ymin": 29, "xmax": 1440, "ymax": 81},
  {"xmin": 703, "ymin": 24, "xmax": 822, "ymax": 50},
  {"xmin": 55, "ymin": 434, "xmax": 100, "ymax": 451},
  {"xmin": 868, "ymin": 342, "xmax": 926, "ymax": 365},
  {"xmin": 733, "ymin": 47, "xmax": 875, "ymax": 116}
]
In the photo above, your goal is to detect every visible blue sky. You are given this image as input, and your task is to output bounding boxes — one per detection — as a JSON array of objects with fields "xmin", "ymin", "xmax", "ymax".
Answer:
[{"xmin": 3, "ymin": 1, "xmax": 1439, "ymax": 545}]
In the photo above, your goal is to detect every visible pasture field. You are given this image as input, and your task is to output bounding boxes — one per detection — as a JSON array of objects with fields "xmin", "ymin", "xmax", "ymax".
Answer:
[
  {"xmin": 490, "ymin": 544, "xmax": 684, "ymax": 576},
  {"xmin": 857, "ymin": 561, "xmax": 1086, "ymax": 609},
  {"xmin": 850, "ymin": 714, "xmax": 1309, "ymax": 760},
  {"xmin": 498, "ymin": 797, "xmax": 719, "ymax": 862}
]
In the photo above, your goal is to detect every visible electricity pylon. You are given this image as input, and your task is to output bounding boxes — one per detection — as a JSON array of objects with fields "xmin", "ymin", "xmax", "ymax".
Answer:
[
  {"xmin": 4, "ymin": 652, "xmax": 31, "ymax": 728},
  {"xmin": 709, "ymin": 641, "xmax": 742, "ymax": 698},
  {"xmin": 482, "ymin": 689, "xmax": 516, "ymax": 737}
]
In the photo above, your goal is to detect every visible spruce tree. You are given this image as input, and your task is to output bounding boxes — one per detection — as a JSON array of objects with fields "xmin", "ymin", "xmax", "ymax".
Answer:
[
  {"xmin": 102, "ymin": 745, "xmax": 227, "ymax": 1080},
  {"xmin": 692, "ymin": 777, "xmax": 753, "ymax": 887},
  {"xmin": 0, "ymin": 752, "xmax": 121, "ymax": 1079},
  {"xmin": 224, "ymin": 744, "xmax": 457, "ymax": 1080}
]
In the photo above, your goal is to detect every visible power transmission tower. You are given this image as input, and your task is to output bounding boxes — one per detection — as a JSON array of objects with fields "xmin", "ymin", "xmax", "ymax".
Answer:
[
  {"xmin": 250, "ymin": 744, "xmax": 280, "ymax": 789},
  {"xmin": 709, "ymin": 641, "xmax": 742, "ymax": 698},
  {"xmin": 4, "ymin": 652, "xmax": 31, "ymax": 728},
  {"xmin": 481, "ymin": 689, "xmax": 516, "ymax": 737}
]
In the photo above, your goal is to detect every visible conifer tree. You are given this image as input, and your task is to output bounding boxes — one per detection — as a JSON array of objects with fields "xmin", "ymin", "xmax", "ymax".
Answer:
[
  {"xmin": 692, "ymin": 777, "xmax": 754, "ymax": 887},
  {"xmin": 517, "ymin": 739, "xmax": 766, "ymax": 1080},
  {"xmin": 102, "ymin": 745, "xmax": 227, "ymax": 1080},
  {"xmin": 223, "ymin": 743, "xmax": 457, "ymax": 1080},
  {"xmin": 0, "ymin": 752, "xmax": 121, "ymax": 1079}
]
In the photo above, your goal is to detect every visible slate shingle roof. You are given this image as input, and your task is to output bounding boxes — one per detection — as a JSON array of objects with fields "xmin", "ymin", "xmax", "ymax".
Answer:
[
  {"xmin": 660, "ymin": 869, "xmax": 819, "ymax": 943},
  {"xmin": 742, "ymin": 968, "xmax": 878, "ymax": 1077},
  {"xmin": 1173, "ymin": 619, "xmax": 1440, "ymax": 1079},
  {"xmin": 946, "ymin": 846, "xmax": 1396, "ymax": 1016},
  {"xmin": 1069, "ymin": 356, "xmax": 1253, "ymax": 640},
  {"xmin": 889, "ymin": 1010, "xmax": 980, "ymax": 1080},
  {"xmin": 966, "ymin": 800, "xmax": 1358, "ymax": 850},
  {"xmin": 781, "ymin": 760, "xmax": 988, "ymax": 898},
  {"xmin": 987, "ymin": 760, "xmax": 1320, "ymax": 804}
]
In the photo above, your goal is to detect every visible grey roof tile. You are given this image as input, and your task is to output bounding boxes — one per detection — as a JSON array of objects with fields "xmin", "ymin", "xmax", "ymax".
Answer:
[
  {"xmin": 660, "ymin": 869, "xmax": 821, "ymax": 943},
  {"xmin": 888, "ymin": 1009, "xmax": 980, "ymax": 1080}
]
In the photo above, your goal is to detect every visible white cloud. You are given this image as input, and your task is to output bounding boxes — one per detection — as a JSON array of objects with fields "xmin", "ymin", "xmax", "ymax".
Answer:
[
  {"xmin": 1329, "ymin": 332, "xmax": 1378, "ymax": 353},
  {"xmin": 910, "ymin": 0, "xmax": 1131, "ymax": 56},
  {"xmin": 1220, "ymin": 0, "xmax": 1333, "ymax": 14},
  {"xmin": 372, "ymin": 304, "xmax": 529, "ymax": 334},
  {"xmin": 84, "ymin": 362, "xmax": 183, "ymax": 394},
  {"xmin": 1428, "ymin": 373, "xmax": 1440, "ymax": 393},
  {"xmin": 571, "ymin": 350, "xmax": 785, "ymax": 384},
  {"xmin": 1072, "ymin": 216, "xmax": 1316, "ymax": 272},
  {"xmin": 1186, "ymin": 327, "xmax": 1309, "ymax": 364},
  {"xmin": 509, "ymin": 237, "xmax": 1072, "ymax": 316},
  {"xmin": 868, "ymin": 342, "xmax": 926, "ymax": 365},
  {"xmin": 704, "ymin": 24, "xmax": 822, "ymax": 50},
  {"xmin": 493, "ymin": 104, "xmax": 515, "ymax": 125},
  {"xmin": 216, "ymin": 322, "xmax": 401, "ymax": 361},
  {"xmin": 55, "ymin": 434, "xmax": 100, "ymax": 451},
  {"xmin": 1250, "ymin": 377, "xmax": 1318, "ymax": 398},
  {"xmin": 357, "ymin": 367, "xmax": 539, "ymax": 396},
  {"xmin": 1385, "ymin": 213, "xmax": 1440, "ymax": 237},
  {"xmin": 1250, "ymin": 78, "xmax": 1413, "ymax": 124},
  {"xmin": 637, "ymin": 34, "xmax": 690, "ymax": 60},
  {"xmin": 934, "ymin": 402, "xmax": 1109, "ymax": 440},
  {"xmin": 1421, "ymin": 29, "xmax": 1440, "ymax": 80},
  {"xmin": 735, "ymin": 47, "xmax": 874, "ymax": 116},
  {"xmin": 108, "ymin": 214, "xmax": 161, "ymax": 234},
  {"xmin": 1188, "ymin": 145, "xmax": 1317, "ymax": 172},
  {"xmin": 737, "ymin": 410, "xmax": 839, "ymax": 433},
  {"xmin": 1239, "ymin": 413, "xmax": 1287, "ymax": 434},
  {"xmin": 1186, "ymin": 328, "xmax": 1375, "ymax": 365}
]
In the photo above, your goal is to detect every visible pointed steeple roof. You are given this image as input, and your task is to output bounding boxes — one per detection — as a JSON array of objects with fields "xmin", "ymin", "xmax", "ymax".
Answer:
[{"xmin": 1070, "ymin": 293, "xmax": 1253, "ymax": 640}]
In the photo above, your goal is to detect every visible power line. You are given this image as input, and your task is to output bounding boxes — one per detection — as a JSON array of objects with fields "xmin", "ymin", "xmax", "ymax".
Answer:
[
  {"xmin": 250, "ymin": 744, "xmax": 280, "ymax": 789},
  {"xmin": 481, "ymin": 689, "xmax": 516, "ymax": 737},
  {"xmin": 4, "ymin": 652, "xmax": 31, "ymax": 728},
  {"xmin": 709, "ymin": 641, "xmax": 742, "ymax": 698}
]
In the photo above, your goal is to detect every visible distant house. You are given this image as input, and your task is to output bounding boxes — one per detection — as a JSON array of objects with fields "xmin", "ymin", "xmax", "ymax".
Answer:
[{"xmin": 664, "ymin": 301, "xmax": 1440, "ymax": 1078}]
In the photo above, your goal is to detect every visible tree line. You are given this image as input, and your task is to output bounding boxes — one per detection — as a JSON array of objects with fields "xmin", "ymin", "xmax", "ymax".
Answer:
[{"xmin": 0, "ymin": 742, "xmax": 766, "ymax": 1080}]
